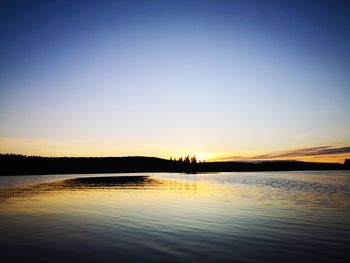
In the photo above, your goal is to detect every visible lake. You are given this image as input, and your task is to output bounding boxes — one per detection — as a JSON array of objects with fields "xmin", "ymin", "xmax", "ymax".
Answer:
[{"xmin": 0, "ymin": 171, "xmax": 349, "ymax": 262}]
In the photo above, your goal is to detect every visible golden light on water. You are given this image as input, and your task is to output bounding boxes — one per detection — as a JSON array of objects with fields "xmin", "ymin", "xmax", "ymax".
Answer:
[
  {"xmin": 1, "ymin": 174, "xmax": 348, "ymax": 215},
  {"xmin": 1, "ymin": 172, "xmax": 349, "ymax": 262}
]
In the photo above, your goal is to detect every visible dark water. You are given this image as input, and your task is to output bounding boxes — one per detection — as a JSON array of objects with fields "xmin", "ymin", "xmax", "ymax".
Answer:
[{"xmin": 0, "ymin": 171, "xmax": 349, "ymax": 262}]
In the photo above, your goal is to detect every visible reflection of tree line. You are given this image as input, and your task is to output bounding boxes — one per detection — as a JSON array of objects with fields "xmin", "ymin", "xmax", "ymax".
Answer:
[
  {"xmin": 163, "ymin": 179, "xmax": 199, "ymax": 192},
  {"xmin": 64, "ymin": 176, "xmax": 199, "ymax": 191},
  {"xmin": 0, "ymin": 154, "xmax": 348, "ymax": 175},
  {"xmin": 0, "ymin": 176, "xmax": 201, "ymax": 203}
]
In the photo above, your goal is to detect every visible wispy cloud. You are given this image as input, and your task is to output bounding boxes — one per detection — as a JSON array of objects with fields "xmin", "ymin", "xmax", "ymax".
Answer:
[{"xmin": 218, "ymin": 146, "xmax": 350, "ymax": 162}]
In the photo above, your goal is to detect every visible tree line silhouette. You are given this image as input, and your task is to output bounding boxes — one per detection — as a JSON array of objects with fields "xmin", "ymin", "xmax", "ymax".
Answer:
[
  {"xmin": 170, "ymin": 155, "xmax": 198, "ymax": 164},
  {"xmin": 0, "ymin": 154, "xmax": 348, "ymax": 175}
]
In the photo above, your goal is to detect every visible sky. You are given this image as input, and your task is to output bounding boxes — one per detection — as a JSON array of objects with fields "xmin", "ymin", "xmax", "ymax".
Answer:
[{"xmin": 0, "ymin": 0, "xmax": 349, "ymax": 162}]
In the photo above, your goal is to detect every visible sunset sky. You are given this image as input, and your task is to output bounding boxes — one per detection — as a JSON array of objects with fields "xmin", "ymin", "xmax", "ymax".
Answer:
[{"xmin": 0, "ymin": 0, "xmax": 349, "ymax": 163}]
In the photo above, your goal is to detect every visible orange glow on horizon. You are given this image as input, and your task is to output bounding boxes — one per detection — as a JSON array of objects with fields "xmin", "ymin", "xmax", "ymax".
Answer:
[{"xmin": 0, "ymin": 137, "xmax": 349, "ymax": 163}]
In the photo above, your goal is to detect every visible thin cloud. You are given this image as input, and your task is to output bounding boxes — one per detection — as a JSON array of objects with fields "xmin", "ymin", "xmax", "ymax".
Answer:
[{"xmin": 218, "ymin": 146, "xmax": 350, "ymax": 161}]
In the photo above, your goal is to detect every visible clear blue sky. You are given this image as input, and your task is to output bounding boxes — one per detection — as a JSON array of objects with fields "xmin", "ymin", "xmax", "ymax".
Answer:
[{"xmin": 0, "ymin": 0, "xmax": 349, "ymax": 162}]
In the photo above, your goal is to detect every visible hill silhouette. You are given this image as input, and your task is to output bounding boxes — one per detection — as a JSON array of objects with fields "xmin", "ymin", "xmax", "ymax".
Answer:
[{"xmin": 0, "ymin": 154, "xmax": 348, "ymax": 175}]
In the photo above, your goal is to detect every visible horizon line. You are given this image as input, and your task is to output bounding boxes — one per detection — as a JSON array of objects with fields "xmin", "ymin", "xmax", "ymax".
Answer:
[{"xmin": 1, "ymin": 152, "xmax": 348, "ymax": 164}]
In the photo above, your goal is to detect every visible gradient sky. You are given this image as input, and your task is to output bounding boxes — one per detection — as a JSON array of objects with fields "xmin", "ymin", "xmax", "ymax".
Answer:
[{"xmin": 0, "ymin": 0, "xmax": 349, "ymax": 162}]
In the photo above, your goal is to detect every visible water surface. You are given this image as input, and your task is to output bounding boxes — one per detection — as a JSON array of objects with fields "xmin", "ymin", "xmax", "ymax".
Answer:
[{"xmin": 0, "ymin": 171, "xmax": 349, "ymax": 262}]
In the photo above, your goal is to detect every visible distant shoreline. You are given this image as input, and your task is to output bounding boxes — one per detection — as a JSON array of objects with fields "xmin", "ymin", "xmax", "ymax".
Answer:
[{"xmin": 1, "ymin": 154, "xmax": 349, "ymax": 176}]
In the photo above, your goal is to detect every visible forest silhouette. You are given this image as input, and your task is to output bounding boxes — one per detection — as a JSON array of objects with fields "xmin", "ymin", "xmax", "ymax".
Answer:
[{"xmin": 0, "ymin": 154, "xmax": 348, "ymax": 175}]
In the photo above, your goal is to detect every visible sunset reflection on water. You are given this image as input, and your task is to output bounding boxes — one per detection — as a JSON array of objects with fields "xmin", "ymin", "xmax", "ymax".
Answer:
[{"xmin": 0, "ymin": 172, "xmax": 349, "ymax": 262}]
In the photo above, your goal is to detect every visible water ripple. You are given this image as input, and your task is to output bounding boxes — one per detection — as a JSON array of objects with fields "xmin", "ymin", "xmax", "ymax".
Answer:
[{"xmin": 0, "ymin": 171, "xmax": 349, "ymax": 262}]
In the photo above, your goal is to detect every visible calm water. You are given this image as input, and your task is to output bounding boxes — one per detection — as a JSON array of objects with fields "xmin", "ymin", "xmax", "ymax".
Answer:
[{"xmin": 0, "ymin": 171, "xmax": 349, "ymax": 262}]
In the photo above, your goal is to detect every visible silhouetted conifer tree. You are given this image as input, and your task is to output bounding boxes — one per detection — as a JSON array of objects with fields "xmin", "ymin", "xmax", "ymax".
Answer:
[{"xmin": 190, "ymin": 155, "xmax": 197, "ymax": 164}]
